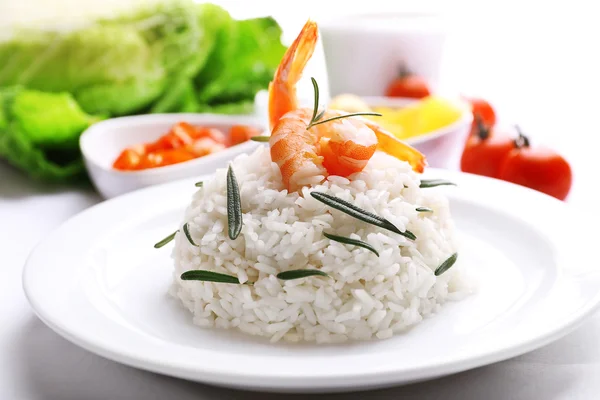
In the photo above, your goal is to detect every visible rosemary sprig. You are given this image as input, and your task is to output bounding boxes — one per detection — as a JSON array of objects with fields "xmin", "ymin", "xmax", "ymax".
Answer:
[
  {"xmin": 183, "ymin": 223, "xmax": 198, "ymax": 246},
  {"xmin": 306, "ymin": 77, "xmax": 382, "ymax": 129},
  {"xmin": 323, "ymin": 232, "xmax": 379, "ymax": 257},
  {"xmin": 227, "ymin": 165, "xmax": 243, "ymax": 240},
  {"xmin": 277, "ymin": 269, "xmax": 330, "ymax": 280},
  {"xmin": 419, "ymin": 179, "xmax": 456, "ymax": 189},
  {"xmin": 154, "ymin": 231, "xmax": 177, "ymax": 248},
  {"xmin": 195, "ymin": 181, "xmax": 203, "ymax": 187},
  {"xmin": 250, "ymin": 136, "xmax": 270, "ymax": 142},
  {"xmin": 310, "ymin": 112, "xmax": 383, "ymax": 128},
  {"xmin": 309, "ymin": 77, "xmax": 321, "ymax": 124},
  {"xmin": 314, "ymin": 109, "xmax": 326, "ymax": 122},
  {"xmin": 434, "ymin": 253, "xmax": 458, "ymax": 276},
  {"xmin": 181, "ymin": 270, "xmax": 246, "ymax": 284},
  {"xmin": 398, "ymin": 228, "xmax": 416, "ymax": 241},
  {"xmin": 310, "ymin": 191, "xmax": 416, "ymax": 240},
  {"xmin": 416, "ymin": 207, "xmax": 433, "ymax": 213}
]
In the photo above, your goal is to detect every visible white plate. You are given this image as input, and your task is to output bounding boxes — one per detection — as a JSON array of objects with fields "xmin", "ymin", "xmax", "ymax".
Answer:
[{"xmin": 22, "ymin": 169, "xmax": 600, "ymax": 393}]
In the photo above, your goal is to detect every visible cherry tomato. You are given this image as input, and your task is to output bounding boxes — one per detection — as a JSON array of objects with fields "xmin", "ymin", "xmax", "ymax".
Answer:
[
  {"xmin": 498, "ymin": 129, "xmax": 572, "ymax": 200},
  {"xmin": 385, "ymin": 66, "xmax": 430, "ymax": 99},
  {"xmin": 229, "ymin": 125, "xmax": 262, "ymax": 146},
  {"xmin": 460, "ymin": 117, "xmax": 514, "ymax": 178},
  {"xmin": 464, "ymin": 97, "xmax": 496, "ymax": 127}
]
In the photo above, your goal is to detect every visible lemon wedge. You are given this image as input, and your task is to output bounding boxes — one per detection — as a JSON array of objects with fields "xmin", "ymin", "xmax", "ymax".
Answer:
[
  {"xmin": 415, "ymin": 96, "xmax": 464, "ymax": 134},
  {"xmin": 370, "ymin": 105, "xmax": 420, "ymax": 139},
  {"xmin": 329, "ymin": 94, "xmax": 465, "ymax": 141}
]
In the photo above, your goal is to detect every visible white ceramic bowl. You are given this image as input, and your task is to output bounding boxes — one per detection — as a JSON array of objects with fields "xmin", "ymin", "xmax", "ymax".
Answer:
[
  {"xmin": 319, "ymin": 12, "xmax": 448, "ymax": 97},
  {"xmin": 80, "ymin": 113, "xmax": 265, "ymax": 199},
  {"xmin": 361, "ymin": 96, "xmax": 473, "ymax": 168}
]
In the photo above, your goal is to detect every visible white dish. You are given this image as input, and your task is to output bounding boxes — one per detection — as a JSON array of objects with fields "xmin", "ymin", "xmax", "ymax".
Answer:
[
  {"xmin": 23, "ymin": 168, "xmax": 600, "ymax": 393},
  {"xmin": 79, "ymin": 113, "xmax": 265, "ymax": 199},
  {"xmin": 361, "ymin": 96, "xmax": 473, "ymax": 168},
  {"xmin": 319, "ymin": 12, "xmax": 448, "ymax": 97}
]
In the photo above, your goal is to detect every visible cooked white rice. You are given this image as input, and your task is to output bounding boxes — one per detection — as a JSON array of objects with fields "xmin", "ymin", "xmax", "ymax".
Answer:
[{"xmin": 170, "ymin": 146, "xmax": 471, "ymax": 343}]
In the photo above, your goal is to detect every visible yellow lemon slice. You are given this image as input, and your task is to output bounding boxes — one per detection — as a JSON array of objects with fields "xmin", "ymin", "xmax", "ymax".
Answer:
[
  {"xmin": 329, "ymin": 94, "xmax": 464, "ymax": 142},
  {"xmin": 371, "ymin": 105, "xmax": 421, "ymax": 139},
  {"xmin": 415, "ymin": 96, "xmax": 464, "ymax": 134}
]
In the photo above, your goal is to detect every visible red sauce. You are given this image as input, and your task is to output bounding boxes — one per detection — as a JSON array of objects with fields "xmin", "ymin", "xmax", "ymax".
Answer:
[{"xmin": 113, "ymin": 122, "xmax": 261, "ymax": 171}]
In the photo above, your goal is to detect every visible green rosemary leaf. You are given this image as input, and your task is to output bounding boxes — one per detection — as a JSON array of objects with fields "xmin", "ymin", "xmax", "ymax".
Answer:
[
  {"xmin": 183, "ymin": 223, "xmax": 198, "ymax": 246},
  {"xmin": 154, "ymin": 231, "xmax": 177, "ymax": 248},
  {"xmin": 195, "ymin": 181, "xmax": 203, "ymax": 187},
  {"xmin": 181, "ymin": 270, "xmax": 241, "ymax": 284},
  {"xmin": 315, "ymin": 109, "xmax": 326, "ymax": 122},
  {"xmin": 419, "ymin": 179, "xmax": 456, "ymax": 189},
  {"xmin": 310, "ymin": 77, "xmax": 320, "ymax": 123},
  {"xmin": 227, "ymin": 165, "xmax": 243, "ymax": 240},
  {"xmin": 309, "ymin": 112, "xmax": 382, "ymax": 127},
  {"xmin": 401, "ymin": 230, "xmax": 417, "ymax": 240},
  {"xmin": 323, "ymin": 232, "xmax": 379, "ymax": 257},
  {"xmin": 416, "ymin": 207, "xmax": 433, "ymax": 213},
  {"xmin": 306, "ymin": 77, "xmax": 381, "ymax": 129},
  {"xmin": 310, "ymin": 191, "xmax": 416, "ymax": 240},
  {"xmin": 276, "ymin": 269, "xmax": 330, "ymax": 280},
  {"xmin": 250, "ymin": 136, "xmax": 270, "ymax": 142},
  {"xmin": 434, "ymin": 253, "xmax": 458, "ymax": 276}
]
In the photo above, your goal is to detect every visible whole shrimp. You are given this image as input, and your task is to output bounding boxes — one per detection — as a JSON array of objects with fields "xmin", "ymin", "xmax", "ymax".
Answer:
[{"xmin": 268, "ymin": 20, "xmax": 427, "ymax": 192}]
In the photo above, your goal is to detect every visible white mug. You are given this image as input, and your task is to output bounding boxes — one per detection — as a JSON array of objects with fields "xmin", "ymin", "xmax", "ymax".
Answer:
[{"xmin": 318, "ymin": 12, "xmax": 448, "ymax": 97}]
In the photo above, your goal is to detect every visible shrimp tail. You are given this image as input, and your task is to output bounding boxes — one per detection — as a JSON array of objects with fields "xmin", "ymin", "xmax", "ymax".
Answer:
[
  {"xmin": 268, "ymin": 19, "xmax": 319, "ymax": 130},
  {"xmin": 363, "ymin": 119, "xmax": 427, "ymax": 173}
]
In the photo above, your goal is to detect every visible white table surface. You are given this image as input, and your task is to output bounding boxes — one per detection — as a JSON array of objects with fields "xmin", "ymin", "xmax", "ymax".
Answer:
[{"xmin": 3, "ymin": 3, "xmax": 600, "ymax": 399}]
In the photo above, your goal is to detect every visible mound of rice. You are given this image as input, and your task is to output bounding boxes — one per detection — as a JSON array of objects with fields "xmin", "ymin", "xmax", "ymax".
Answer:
[{"xmin": 170, "ymin": 146, "xmax": 471, "ymax": 343}]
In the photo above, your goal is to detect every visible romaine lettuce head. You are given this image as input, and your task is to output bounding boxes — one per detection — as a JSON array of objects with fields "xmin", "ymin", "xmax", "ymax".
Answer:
[{"xmin": 0, "ymin": 0, "xmax": 206, "ymax": 116}]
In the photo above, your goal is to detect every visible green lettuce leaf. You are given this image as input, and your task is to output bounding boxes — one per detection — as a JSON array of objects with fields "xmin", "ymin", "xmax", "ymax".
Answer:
[
  {"xmin": 193, "ymin": 9, "xmax": 286, "ymax": 111},
  {"xmin": 196, "ymin": 101, "xmax": 255, "ymax": 115},
  {"xmin": 145, "ymin": 2, "xmax": 220, "ymax": 113},
  {"xmin": 0, "ymin": 87, "xmax": 101, "ymax": 180},
  {"xmin": 0, "ymin": 1, "xmax": 285, "ymax": 117},
  {"xmin": 0, "ymin": 0, "xmax": 205, "ymax": 116},
  {"xmin": 149, "ymin": 77, "xmax": 199, "ymax": 114},
  {"xmin": 11, "ymin": 90, "xmax": 102, "ymax": 148},
  {"xmin": 193, "ymin": 4, "xmax": 237, "ymax": 93},
  {"xmin": 151, "ymin": 3, "xmax": 286, "ymax": 114}
]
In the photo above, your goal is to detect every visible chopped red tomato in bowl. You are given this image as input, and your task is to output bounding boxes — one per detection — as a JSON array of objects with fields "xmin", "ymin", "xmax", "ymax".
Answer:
[{"xmin": 113, "ymin": 122, "xmax": 260, "ymax": 171}]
